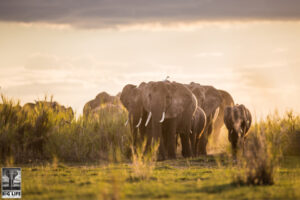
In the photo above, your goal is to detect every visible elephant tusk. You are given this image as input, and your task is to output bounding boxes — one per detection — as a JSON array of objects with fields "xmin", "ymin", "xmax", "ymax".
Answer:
[
  {"xmin": 197, "ymin": 108, "xmax": 207, "ymax": 139},
  {"xmin": 124, "ymin": 119, "xmax": 129, "ymax": 126},
  {"xmin": 135, "ymin": 117, "xmax": 142, "ymax": 128},
  {"xmin": 159, "ymin": 111, "xmax": 165, "ymax": 123},
  {"xmin": 145, "ymin": 112, "xmax": 152, "ymax": 127},
  {"xmin": 238, "ymin": 129, "xmax": 243, "ymax": 138},
  {"xmin": 212, "ymin": 107, "xmax": 220, "ymax": 123}
]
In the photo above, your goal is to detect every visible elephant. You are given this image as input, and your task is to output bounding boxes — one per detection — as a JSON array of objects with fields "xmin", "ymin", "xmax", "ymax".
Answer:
[
  {"xmin": 83, "ymin": 92, "xmax": 120, "ymax": 116},
  {"xmin": 224, "ymin": 104, "xmax": 252, "ymax": 156},
  {"xmin": 120, "ymin": 83, "xmax": 150, "ymax": 149},
  {"xmin": 211, "ymin": 90, "xmax": 235, "ymax": 144},
  {"xmin": 142, "ymin": 81, "xmax": 197, "ymax": 160},
  {"xmin": 4, "ymin": 169, "xmax": 18, "ymax": 190},
  {"xmin": 186, "ymin": 82, "xmax": 222, "ymax": 155},
  {"xmin": 23, "ymin": 101, "xmax": 74, "ymax": 121},
  {"xmin": 22, "ymin": 102, "xmax": 36, "ymax": 111}
]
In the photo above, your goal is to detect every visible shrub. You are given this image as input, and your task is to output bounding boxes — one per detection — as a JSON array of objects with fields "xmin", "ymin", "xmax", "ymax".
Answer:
[
  {"xmin": 233, "ymin": 111, "xmax": 299, "ymax": 185},
  {"xmin": 0, "ymin": 95, "xmax": 131, "ymax": 163}
]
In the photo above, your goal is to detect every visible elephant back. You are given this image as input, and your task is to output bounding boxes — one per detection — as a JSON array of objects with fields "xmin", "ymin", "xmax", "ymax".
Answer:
[{"xmin": 83, "ymin": 91, "xmax": 120, "ymax": 116}]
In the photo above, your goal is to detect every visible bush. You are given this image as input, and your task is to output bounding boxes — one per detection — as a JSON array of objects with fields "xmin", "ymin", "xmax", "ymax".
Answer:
[
  {"xmin": 233, "ymin": 111, "xmax": 300, "ymax": 185},
  {"xmin": 0, "ymin": 95, "xmax": 131, "ymax": 163}
]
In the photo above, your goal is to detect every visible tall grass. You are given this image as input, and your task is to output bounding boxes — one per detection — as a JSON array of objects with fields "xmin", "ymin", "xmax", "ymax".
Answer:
[
  {"xmin": 233, "ymin": 111, "xmax": 300, "ymax": 185},
  {"xmin": 129, "ymin": 139, "xmax": 159, "ymax": 181},
  {"xmin": 0, "ymin": 95, "xmax": 131, "ymax": 163}
]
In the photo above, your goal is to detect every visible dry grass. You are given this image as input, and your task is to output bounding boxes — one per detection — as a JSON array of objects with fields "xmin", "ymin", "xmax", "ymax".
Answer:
[
  {"xmin": 129, "ymin": 139, "xmax": 159, "ymax": 181},
  {"xmin": 233, "ymin": 111, "xmax": 299, "ymax": 185}
]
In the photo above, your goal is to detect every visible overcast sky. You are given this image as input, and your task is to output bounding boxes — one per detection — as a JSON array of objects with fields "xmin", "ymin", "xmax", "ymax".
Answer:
[{"xmin": 0, "ymin": 1, "xmax": 299, "ymax": 117}]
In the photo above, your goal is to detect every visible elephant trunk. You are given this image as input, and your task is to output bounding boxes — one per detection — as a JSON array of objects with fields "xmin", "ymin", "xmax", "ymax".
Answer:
[
  {"xmin": 151, "ymin": 97, "xmax": 166, "ymax": 123},
  {"xmin": 151, "ymin": 111, "xmax": 166, "ymax": 160},
  {"xmin": 150, "ymin": 99, "xmax": 166, "ymax": 160},
  {"xmin": 234, "ymin": 121, "xmax": 242, "ymax": 137}
]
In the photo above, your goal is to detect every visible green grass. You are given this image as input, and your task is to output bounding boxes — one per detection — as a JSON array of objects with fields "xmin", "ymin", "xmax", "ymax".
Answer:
[{"xmin": 1, "ymin": 156, "xmax": 299, "ymax": 200}]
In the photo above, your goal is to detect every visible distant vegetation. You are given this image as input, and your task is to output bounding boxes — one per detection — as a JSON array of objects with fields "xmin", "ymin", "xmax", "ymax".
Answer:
[{"xmin": 0, "ymin": 95, "xmax": 131, "ymax": 163}]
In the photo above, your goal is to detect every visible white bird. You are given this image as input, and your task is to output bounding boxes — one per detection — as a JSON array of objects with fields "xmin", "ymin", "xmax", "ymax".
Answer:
[{"xmin": 164, "ymin": 76, "xmax": 170, "ymax": 81}]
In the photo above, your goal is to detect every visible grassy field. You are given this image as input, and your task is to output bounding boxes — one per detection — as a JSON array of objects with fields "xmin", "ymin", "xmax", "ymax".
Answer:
[
  {"xmin": 1, "ymin": 96, "xmax": 300, "ymax": 199},
  {"xmin": 1, "ymin": 156, "xmax": 299, "ymax": 200}
]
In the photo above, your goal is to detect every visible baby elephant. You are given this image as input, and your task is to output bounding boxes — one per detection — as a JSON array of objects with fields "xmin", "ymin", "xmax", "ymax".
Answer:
[{"xmin": 224, "ymin": 104, "xmax": 252, "ymax": 156}]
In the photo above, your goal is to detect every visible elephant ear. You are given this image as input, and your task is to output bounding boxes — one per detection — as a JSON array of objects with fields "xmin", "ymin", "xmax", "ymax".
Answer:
[
  {"xmin": 224, "ymin": 106, "xmax": 233, "ymax": 131},
  {"xmin": 202, "ymin": 86, "xmax": 222, "ymax": 117},
  {"xmin": 120, "ymin": 84, "xmax": 136, "ymax": 109}
]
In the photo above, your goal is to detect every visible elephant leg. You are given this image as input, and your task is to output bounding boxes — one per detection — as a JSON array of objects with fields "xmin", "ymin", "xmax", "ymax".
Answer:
[
  {"xmin": 190, "ymin": 131, "xmax": 196, "ymax": 156},
  {"xmin": 197, "ymin": 131, "xmax": 208, "ymax": 155},
  {"xmin": 162, "ymin": 121, "xmax": 169, "ymax": 153},
  {"xmin": 197, "ymin": 122, "xmax": 212, "ymax": 155},
  {"xmin": 180, "ymin": 133, "xmax": 192, "ymax": 158}
]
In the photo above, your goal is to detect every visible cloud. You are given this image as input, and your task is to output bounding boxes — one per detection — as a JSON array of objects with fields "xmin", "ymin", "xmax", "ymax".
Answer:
[
  {"xmin": 0, "ymin": 0, "xmax": 300, "ymax": 28},
  {"xmin": 195, "ymin": 52, "xmax": 224, "ymax": 57},
  {"xmin": 25, "ymin": 53, "xmax": 64, "ymax": 70}
]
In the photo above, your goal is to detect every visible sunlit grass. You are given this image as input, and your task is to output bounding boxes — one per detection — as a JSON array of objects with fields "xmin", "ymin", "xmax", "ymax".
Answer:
[{"xmin": 1, "ymin": 156, "xmax": 296, "ymax": 200}]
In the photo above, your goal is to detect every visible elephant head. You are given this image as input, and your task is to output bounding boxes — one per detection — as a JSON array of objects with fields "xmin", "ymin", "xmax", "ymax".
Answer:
[
  {"xmin": 120, "ymin": 84, "xmax": 144, "ymax": 128},
  {"xmin": 83, "ymin": 92, "xmax": 118, "ymax": 116},
  {"xmin": 142, "ymin": 81, "xmax": 196, "ymax": 129},
  {"xmin": 224, "ymin": 104, "xmax": 252, "ymax": 155},
  {"xmin": 120, "ymin": 83, "xmax": 148, "ymax": 148}
]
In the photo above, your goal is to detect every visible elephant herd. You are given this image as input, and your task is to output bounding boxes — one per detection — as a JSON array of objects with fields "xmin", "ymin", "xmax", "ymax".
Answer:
[
  {"xmin": 116, "ymin": 80, "xmax": 252, "ymax": 160},
  {"xmin": 14, "ymin": 80, "xmax": 251, "ymax": 160}
]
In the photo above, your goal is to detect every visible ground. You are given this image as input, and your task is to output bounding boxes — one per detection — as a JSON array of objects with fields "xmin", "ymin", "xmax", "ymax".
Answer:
[{"xmin": 4, "ymin": 155, "xmax": 300, "ymax": 200}]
